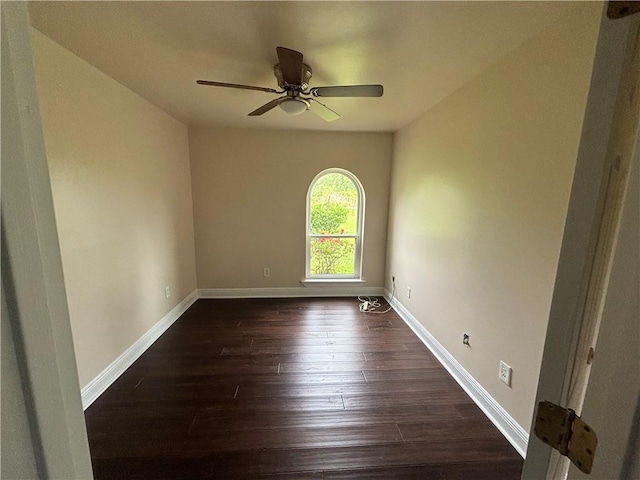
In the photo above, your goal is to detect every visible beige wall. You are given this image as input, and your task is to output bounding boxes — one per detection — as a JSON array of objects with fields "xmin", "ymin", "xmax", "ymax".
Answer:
[
  {"xmin": 385, "ymin": 3, "xmax": 601, "ymax": 430},
  {"xmin": 32, "ymin": 30, "xmax": 197, "ymax": 388},
  {"xmin": 189, "ymin": 128, "xmax": 393, "ymax": 288},
  {"xmin": 28, "ymin": 0, "xmax": 601, "ymax": 439}
]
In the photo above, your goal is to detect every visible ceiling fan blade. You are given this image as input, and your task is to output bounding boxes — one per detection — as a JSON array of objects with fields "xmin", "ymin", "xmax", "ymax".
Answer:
[
  {"xmin": 307, "ymin": 98, "xmax": 340, "ymax": 122},
  {"xmin": 196, "ymin": 80, "xmax": 279, "ymax": 94},
  {"xmin": 276, "ymin": 46, "xmax": 303, "ymax": 85},
  {"xmin": 248, "ymin": 97, "xmax": 287, "ymax": 116},
  {"xmin": 310, "ymin": 85, "xmax": 384, "ymax": 97}
]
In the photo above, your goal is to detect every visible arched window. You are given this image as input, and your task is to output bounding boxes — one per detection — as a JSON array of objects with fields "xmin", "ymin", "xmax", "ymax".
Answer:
[{"xmin": 306, "ymin": 169, "xmax": 365, "ymax": 279}]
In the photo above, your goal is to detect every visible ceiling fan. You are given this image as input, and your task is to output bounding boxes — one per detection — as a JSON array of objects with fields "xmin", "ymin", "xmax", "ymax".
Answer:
[{"xmin": 196, "ymin": 47, "xmax": 383, "ymax": 122}]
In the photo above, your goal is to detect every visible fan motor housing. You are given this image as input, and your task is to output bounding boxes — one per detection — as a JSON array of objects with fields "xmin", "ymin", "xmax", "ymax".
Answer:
[{"xmin": 274, "ymin": 63, "xmax": 312, "ymax": 90}]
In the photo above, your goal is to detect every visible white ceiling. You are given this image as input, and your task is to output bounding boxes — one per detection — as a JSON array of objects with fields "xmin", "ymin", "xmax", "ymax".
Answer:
[{"xmin": 28, "ymin": 1, "xmax": 577, "ymax": 132}]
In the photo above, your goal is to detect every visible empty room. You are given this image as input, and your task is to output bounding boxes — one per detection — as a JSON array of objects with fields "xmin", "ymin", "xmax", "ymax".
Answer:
[{"xmin": 3, "ymin": 1, "xmax": 639, "ymax": 479}]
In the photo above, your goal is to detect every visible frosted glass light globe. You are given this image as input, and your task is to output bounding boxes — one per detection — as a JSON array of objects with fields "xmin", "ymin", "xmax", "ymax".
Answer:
[{"xmin": 279, "ymin": 98, "xmax": 309, "ymax": 115}]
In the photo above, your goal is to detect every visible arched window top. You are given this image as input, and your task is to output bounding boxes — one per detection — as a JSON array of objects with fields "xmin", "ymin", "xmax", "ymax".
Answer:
[{"xmin": 306, "ymin": 169, "xmax": 365, "ymax": 279}]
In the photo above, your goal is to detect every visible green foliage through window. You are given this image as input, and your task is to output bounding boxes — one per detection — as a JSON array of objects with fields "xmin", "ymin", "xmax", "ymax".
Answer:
[
  {"xmin": 308, "ymin": 172, "xmax": 359, "ymax": 275},
  {"xmin": 310, "ymin": 203, "xmax": 348, "ymax": 234},
  {"xmin": 310, "ymin": 238, "xmax": 355, "ymax": 275}
]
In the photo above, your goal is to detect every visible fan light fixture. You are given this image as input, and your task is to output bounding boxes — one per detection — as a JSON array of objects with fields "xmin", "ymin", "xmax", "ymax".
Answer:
[
  {"xmin": 196, "ymin": 46, "xmax": 383, "ymax": 121},
  {"xmin": 279, "ymin": 97, "xmax": 309, "ymax": 115}
]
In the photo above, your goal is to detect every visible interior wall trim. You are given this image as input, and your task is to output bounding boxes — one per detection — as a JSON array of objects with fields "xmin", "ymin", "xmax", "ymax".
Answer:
[
  {"xmin": 80, "ymin": 290, "xmax": 198, "ymax": 410},
  {"xmin": 198, "ymin": 287, "xmax": 385, "ymax": 298},
  {"xmin": 384, "ymin": 289, "xmax": 529, "ymax": 458}
]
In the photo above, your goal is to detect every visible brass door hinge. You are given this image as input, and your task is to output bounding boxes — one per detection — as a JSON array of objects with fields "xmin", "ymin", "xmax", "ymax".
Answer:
[{"xmin": 534, "ymin": 401, "xmax": 598, "ymax": 474}]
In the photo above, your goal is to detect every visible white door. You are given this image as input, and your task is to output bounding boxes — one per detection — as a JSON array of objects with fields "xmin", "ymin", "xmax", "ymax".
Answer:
[
  {"xmin": 569, "ymin": 135, "xmax": 639, "ymax": 477},
  {"xmin": 522, "ymin": 7, "xmax": 639, "ymax": 480},
  {"xmin": 1, "ymin": 2, "xmax": 93, "ymax": 478}
]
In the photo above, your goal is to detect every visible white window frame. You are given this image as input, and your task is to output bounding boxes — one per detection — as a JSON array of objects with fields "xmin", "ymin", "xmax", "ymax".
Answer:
[{"xmin": 305, "ymin": 168, "xmax": 365, "ymax": 280}]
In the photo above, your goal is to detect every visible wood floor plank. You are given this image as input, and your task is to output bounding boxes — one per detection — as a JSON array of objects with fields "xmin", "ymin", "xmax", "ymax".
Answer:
[
  {"xmin": 84, "ymin": 412, "xmax": 194, "ymax": 436},
  {"xmin": 235, "ymin": 378, "xmax": 464, "ymax": 398},
  {"xmin": 221, "ymin": 343, "xmax": 412, "ymax": 355},
  {"xmin": 397, "ymin": 418, "xmax": 503, "ymax": 441},
  {"xmin": 90, "ymin": 383, "xmax": 237, "ymax": 405},
  {"xmin": 327, "ymin": 330, "xmax": 420, "ymax": 339},
  {"xmin": 323, "ymin": 460, "xmax": 523, "ymax": 479},
  {"xmin": 362, "ymin": 367, "xmax": 457, "ymax": 383},
  {"xmin": 139, "ymin": 370, "xmax": 368, "ymax": 386},
  {"xmin": 93, "ymin": 424, "xmax": 403, "ymax": 457},
  {"xmin": 90, "ymin": 456, "xmax": 214, "ymax": 480},
  {"xmin": 109, "ymin": 362, "xmax": 280, "ymax": 377},
  {"xmin": 343, "ymin": 390, "xmax": 470, "ymax": 409},
  {"xmin": 208, "ymin": 438, "xmax": 518, "ymax": 476},
  {"xmin": 84, "ymin": 297, "xmax": 523, "ymax": 480},
  {"xmin": 164, "ymin": 327, "xmax": 331, "ymax": 339},
  {"xmin": 141, "ymin": 352, "xmax": 367, "ymax": 364},
  {"xmin": 97, "ymin": 394, "xmax": 346, "ymax": 415},
  {"xmin": 252, "ymin": 337, "xmax": 421, "ymax": 348},
  {"xmin": 279, "ymin": 358, "xmax": 434, "ymax": 373},
  {"xmin": 251, "ymin": 472, "xmax": 324, "ymax": 480},
  {"xmin": 191, "ymin": 405, "xmax": 464, "ymax": 433},
  {"xmin": 197, "ymin": 423, "xmax": 403, "ymax": 451},
  {"xmin": 362, "ymin": 350, "xmax": 438, "ymax": 362}
]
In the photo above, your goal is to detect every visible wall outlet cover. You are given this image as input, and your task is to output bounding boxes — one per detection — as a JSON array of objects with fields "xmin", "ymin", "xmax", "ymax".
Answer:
[{"xmin": 499, "ymin": 360, "xmax": 512, "ymax": 387}]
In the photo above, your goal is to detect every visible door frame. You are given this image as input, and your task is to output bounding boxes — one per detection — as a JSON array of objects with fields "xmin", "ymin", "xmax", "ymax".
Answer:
[
  {"xmin": 1, "ymin": 2, "xmax": 93, "ymax": 478},
  {"xmin": 522, "ymin": 7, "xmax": 638, "ymax": 479}
]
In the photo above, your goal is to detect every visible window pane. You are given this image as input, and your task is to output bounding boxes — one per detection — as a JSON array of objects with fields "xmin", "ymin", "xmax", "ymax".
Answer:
[
  {"xmin": 309, "ymin": 173, "xmax": 358, "ymax": 235},
  {"xmin": 309, "ymin": 237, "xmax": 355, "ymax": 275}
]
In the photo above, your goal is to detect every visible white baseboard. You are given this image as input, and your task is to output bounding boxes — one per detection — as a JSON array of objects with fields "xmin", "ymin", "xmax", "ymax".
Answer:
[
  {"xmin": 198, "ymin": 286, "xmax": 385, "ymax": 299},
  {"xmin": 384, "ymin": 289, "xmax": 529, "ymax": 458},
  {"xmin": 80, "ymin": 290, "xmax": 198, "ymax": 410}
]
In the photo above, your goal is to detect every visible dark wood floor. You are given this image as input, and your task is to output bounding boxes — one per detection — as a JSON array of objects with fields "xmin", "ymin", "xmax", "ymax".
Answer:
[{"xmin": 84, "ymin": 297, "xmax": 523, "ymax": 479}]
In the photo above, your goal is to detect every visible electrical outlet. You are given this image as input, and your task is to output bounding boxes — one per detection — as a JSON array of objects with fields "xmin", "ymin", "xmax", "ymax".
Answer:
[
  {"xmin": 463, "ymin": 333, "xmax": 470, "ymax": 347},
  {"xmin": 406, "ymin": 286, "xmax": 411, "ymax": 298},
  {"xmin": 499, "ymin": 361, "xmax": 512, "ymax": 387},
  {"xmin": 165, "ymin": 286, "xmax": 170, "ymax": 298},
  {"xmin": 263, "ymin": 268, "xmax": 270, "ymax": 277}
]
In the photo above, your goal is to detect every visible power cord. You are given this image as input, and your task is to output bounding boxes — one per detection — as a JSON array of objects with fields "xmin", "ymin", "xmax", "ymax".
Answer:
[{"xmin": 358, "ymin": 279, "xmax": 396, "ymax": 314}]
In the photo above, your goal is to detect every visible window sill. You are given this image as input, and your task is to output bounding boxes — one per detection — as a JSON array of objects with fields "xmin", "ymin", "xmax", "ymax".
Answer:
[{"xmin": 300, "ymin": 278, "xmax": 366, "ymax": 287}]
